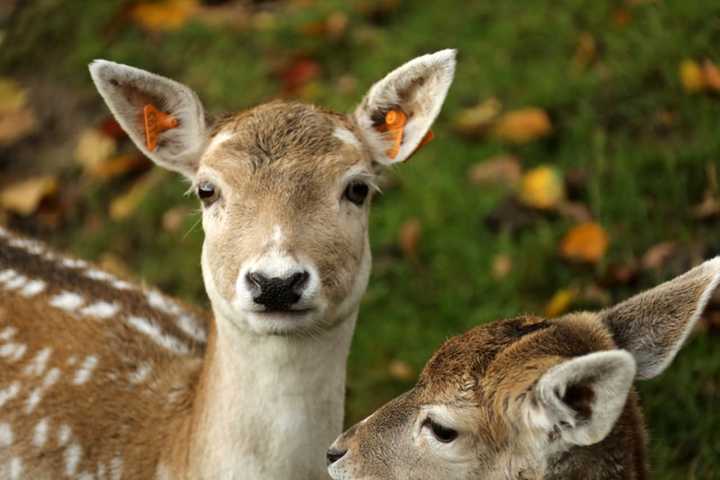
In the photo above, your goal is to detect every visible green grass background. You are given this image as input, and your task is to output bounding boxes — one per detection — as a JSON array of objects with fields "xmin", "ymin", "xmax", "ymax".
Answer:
[{"xmin": 2, "ymin": 1, "xmax": 720, "ymax": 477}]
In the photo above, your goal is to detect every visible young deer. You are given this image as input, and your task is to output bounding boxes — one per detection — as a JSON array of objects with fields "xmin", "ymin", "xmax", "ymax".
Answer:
[
  {"xmin": 328, "ymin": 257, "xmax": 720, "ymax": 480},
  {"xmin": 0, "ymin": 50, "xmax": 456, "ymax": 479}
]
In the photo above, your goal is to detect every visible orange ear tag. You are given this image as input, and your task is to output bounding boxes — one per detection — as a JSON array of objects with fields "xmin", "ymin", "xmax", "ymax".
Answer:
[
  {"xmin": 374, "ymin": 109, "xmax": 433, "ymax": 160},
  {"xmin": 143, "ymin": 104, "xmax": 179, "ymax": 151}
]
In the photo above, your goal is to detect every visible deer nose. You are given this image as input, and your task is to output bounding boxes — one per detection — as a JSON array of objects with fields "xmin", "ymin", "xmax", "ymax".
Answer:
[
  {"xmin": 246, "ymin": 270, "xmax": 309, "ymax": 311},
  {"xmin": 326, "ymin": 447, "xmax": 347, "ymax": 466}
]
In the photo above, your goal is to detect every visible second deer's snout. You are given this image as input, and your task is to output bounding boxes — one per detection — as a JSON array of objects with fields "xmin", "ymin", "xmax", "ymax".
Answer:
[{"xmin": 246, "ymin": 270, "xmax": 310, "ymax": 311}]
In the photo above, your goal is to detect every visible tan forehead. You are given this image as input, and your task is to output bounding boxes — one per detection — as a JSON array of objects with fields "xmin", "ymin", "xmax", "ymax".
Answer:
[
  {"xmin": 202, "ymin": 101, "xmax": 369, "ymax": 178},
  {"xmin": 418, "ymin": 314, "xmax": 614, "ymax": 401}
]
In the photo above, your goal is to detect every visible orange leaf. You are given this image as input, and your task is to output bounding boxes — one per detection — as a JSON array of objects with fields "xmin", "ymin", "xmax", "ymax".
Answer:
[
  {"xmin": 518, "ymin": 166, "xmax": 565, "ymax": 210},
  {"xmin": 130, "ymin": 0, "xmax": 199, "ymax": 32},
  {"xmin": 491, "ymin": 108, "xmax": 552, "ymax": 144},
  {"xmin": 702, "ymin": 60, "xmax": 720, "ymax": 92},
  {"xmin": 560, "ymin": 222, "xmax": 609, "ymax": 263},
  {"xmin": 545, "ymin": 288, "xmax": 577, "ymax": 318},
  {"xmin": 388, "ymin": 359, "xmax": 415, "ymax": 382},
  {"xmin": 398, "ymin": 217, "xmax": 422, "ymax": 261}
]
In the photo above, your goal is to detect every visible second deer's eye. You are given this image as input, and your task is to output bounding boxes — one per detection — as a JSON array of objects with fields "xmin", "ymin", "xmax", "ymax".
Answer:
[
  {"xmin": 422, "ymin": 418, "xmax": 458, "ymax": 444},
  {"xmin": 197, "ymin": 182, "xmax": 219, "ymax": 205},
  {"xmin": 344, "ymin": 181, "xmax": 370, "ymax": 206}
]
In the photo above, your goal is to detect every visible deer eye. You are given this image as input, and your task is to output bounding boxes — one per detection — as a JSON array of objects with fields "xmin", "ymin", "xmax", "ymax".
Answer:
[
  {"xmin": 343, "ymin": 181, "xmax": 370, "ymax": 206},
  {"xmin": 197, "ymin": 181, "xmax": 219, "ymax": 205},
  {"xmin": 422, "ymin": 417, "xmax": 458, "ymax": 444}
]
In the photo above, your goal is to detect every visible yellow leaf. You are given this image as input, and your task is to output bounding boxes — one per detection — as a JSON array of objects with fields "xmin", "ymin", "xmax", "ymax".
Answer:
[
  {"xmin": 680, "ymin": 59, "xmax": 705, "ymax": 93},
  {"xmin": 0, "ymin": 77, "xmax": 36, "ymax": 146},
  {"xmin": 491, "ymin": 107, "xmax": 552, "ymax": 144},
  {"xmin": 545, "ymin": 288, "xmax": 576, "ymax": 318},
  {"xmin": 491, "ymin": 254, "xmax": 512, "ymax": 280},
  {"xmin": 109, "ymin": 169, "xmax": 167, "ymax": 221},
  {"xmin": 0, "ymin": 176, "xmax": 57, "ymax": 216},
  {"xmin": 453, "ymin": 98, "xmax": 502, "ymax": 137},
  {"xmin": 75, "ymin": 128, "xmax": 117, "ymax": 175},
  {"xmin": 518, "ymin": 166, "xmax": 565, "ymax": 210},
  {"xmin": 0, "ymin": 78, "xmax": 28, "ymax": 113},
  {"xmin": 388, "ymin": 359, "xmax": 415, "ymax": 382},
  {"xmin": 560, "ymin": 222, "xmax": 609, "ymax": 263},
  {"xmin": 130, "ymin": 0, "xmax": 199, "ymax": 32}
]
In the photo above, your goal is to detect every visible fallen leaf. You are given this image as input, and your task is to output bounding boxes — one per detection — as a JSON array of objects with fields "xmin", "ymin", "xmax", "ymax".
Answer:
[
  {"xmin": 467, "ymin": 154, "xmax": 521, "ymax": 187},
  {"xmin": 491, "ymin": 107, "xmax": 552, "ymax": 144},
  {"xmin": 693, "ymin": 191, "xmax": 720, "ymax": 219},
  {"xmin": 491, "ymin": 254, "xmax": 512, "ymax": 280},
  {"xmin": 604, "ymin": 262, "xmax": 639, "ymax": 286},
  {"xmin": 0, "ymin": 77, "xmax": 36, "ymax": 145},
  {"xmin": 680, "ymin": 59, "xmax": 705, "ymax": 93},
  {"xmin": 560, "ymin": 222, "xmax": 609, "ymax": 263},
  {"xmin": 89, "ymin": 154, "xmax": 149, "ymax": 180},
  {"xmin": 703, "ymin": 60, "xmax": 720, "ymax": 92},
  {"xmin": 612, "ymin": 7, "xmax": 632, "ymax": 27},
  {"xmin": 453, "ymin": 98, "xmax": 502, "ymax": 137},
  {"xmin": 0, "ymin": 176, "xmax": 58, "ymax": 216},
  {"xmin": 556, "ymin": 201, "xmax": 593, "ymax": 222},
  {"xmin": 109, "ymin": 169, "xmax": 167, "ymax": 221},
  {"xmin": 388, "ymin": 359, "xmax": 415, "ymax": 382},
  {"xmin": 573, "ymin": 32, "xmax": 597, "ymax": 69},
  {"xmin": 485, "ymin": 197, "xmax": 542, "ymax": 234},
  {"xmin": 398, "ymin": 218, "xmax": 422, "ymax": 261},
  {"xmin": 130, "ymin": 0, "xmax": 199, "ymax": 32},
  {"xmin": 195, "ymin": 2, "xmax": 250, "ymax": 29},
  {"xmin": 279, "ymin": 58, "xmax": 321, "ymax": 95},
  {"xmin": 162, "ymin": 206, "xmax": 191, "ymax": 233},
  {"xmin": 518, "ymin": 166, "xmax": 565, "ymax": 210},
  {"xmin": 641, "ymin": 241, "xmax": 676, "ymax": 270},
  {"xmin": 545, "ymin": 288, "xmax": 576, "ymax": 317},
  {"xmin": 75, "ymin": 128, "xmax": 117, "ymax": 175},
  {"xmin": 580, "ymin": 284, "xmax": 611, "ymax": 307}
]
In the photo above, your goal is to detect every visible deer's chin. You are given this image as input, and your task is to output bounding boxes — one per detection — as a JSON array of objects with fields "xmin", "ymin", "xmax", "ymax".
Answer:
[{"xmin": 244, "ymin": 308, "xmax": 325, "ymax": 335}]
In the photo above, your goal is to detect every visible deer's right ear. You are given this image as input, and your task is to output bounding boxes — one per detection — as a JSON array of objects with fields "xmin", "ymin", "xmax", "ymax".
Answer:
[
  {"xmin": 89, "ymin": 60, "xmax": 208, "ymax": 179},
  {"xmin": 600, "ymin": 257, "xmax": 720, "ymax": 379},
  {"xmin": 353, "ymin": 49, "xmax": 456, "ymax": 166}
]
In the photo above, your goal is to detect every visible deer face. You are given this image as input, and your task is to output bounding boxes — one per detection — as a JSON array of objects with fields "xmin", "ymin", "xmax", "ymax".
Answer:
[
  {"xmin": 90, "ymin": 50, "xmax": 456, "ymax": 335},
  {"xmin": 329, "ymin": 258, "xmax": 720, "ymax": 479}
]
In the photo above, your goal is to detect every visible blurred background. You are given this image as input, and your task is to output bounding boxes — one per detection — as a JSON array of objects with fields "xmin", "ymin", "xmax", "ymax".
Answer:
[{"xmin": 1, "ymin": 1, "xmax": 719, "ymax": 477}]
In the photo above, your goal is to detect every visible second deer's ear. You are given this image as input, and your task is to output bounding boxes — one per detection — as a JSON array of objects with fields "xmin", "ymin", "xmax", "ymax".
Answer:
[
  {"xmin": 353, "ymin": 49, "xmax": 456, "ymax": 165},
  {"xmin": 600, "ymin": 257, "xmax": 720, "ymax": 379},
  {"xmin": 89, "ymin": 60, "xmax": 208, "ymax": 179}
]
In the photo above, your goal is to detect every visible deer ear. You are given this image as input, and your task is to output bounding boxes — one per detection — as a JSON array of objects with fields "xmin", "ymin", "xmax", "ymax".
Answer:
[
  {"xmin": 527, "ymin": 351, "xmax": 636, "ymax": 447},
  {"xmin": 89, "ymin": 60, "xmax": 208, "ymax": 179},
  {"xmin": 600, "ymin": 257, "xmax": 720, "ymax": 379},
  {"xmin": 353, "ymin": 49, "xmax": 456, "ymax": 165}
]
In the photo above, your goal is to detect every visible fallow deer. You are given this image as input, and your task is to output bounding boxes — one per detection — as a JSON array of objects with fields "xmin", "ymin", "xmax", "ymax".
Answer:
[
  {"xmin": 0, "ymin": 49, "xmax": 457, "ymax": 479},
  {"xmin": 327, "ymin": 257, "xmax": 720, "ymax": 480}
]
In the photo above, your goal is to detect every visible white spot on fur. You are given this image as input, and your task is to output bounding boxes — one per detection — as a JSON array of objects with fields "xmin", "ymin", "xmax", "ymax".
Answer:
[
  {"xmin": 147, "ymin": 291, "xmax": 206, "ymax": 342},
  {"xmin": 0, "ymin": 422, "xmax": 13, "ymax": 446},
  {"xmin": 4, "ymin": 274, "xmax": 27, "ymax": 290},
  {"xmin": 67, "ymin": 355, "xmax": 77, "ymax": 366},
  {"xmin": 111, "ymin": 279, "xmax": 133, "ymax": 290},
  {"xmin": 0, "ymin": 326, "xmax": 17, "ymax": 341},
  {"xmin": 85, "ymin": 269, "xmax": 114, "ymax": 282},
  {"xmin": 73, "ymin": 356, "xmax": 98, "ymax": 385},
  {"xmin": 110, "ymin": 456, "xmax": 123, "ymax": 480},
  {"xmin": 80, "ymin": 301, "xmax": 120, "ymax": 319},
  {"xmin": 8, "ymin": 237, "xmax": 44, "ymax": 255},
  {"xmin": 33, "ymin": 417, "xmax": 49, "ymax": 447},
  {"xmin": 127, "ymin": 316, "xmax": 190, "ymax": 355},
  {"xmin": 62, "ymin": 258, "xmax": 89, "ymax": 269},
  {"xmin": 0, "ymin": 381, "xmax": 21, "ymax": 407},
  {"xmin": 0, "ymin": 343, "xmax": 27, "ymax": 362},
  {"xmin": 50, "ymin": 291, "xmax": 85, "ymax": 311},
  {"xmin": 176, "ymin": 314, "xmax": 207, "ymax": 342},
  {"xmin": 77, "ymin": 472, "xmax": 94, "ymax": 480},
  {"xmin": 57, "ymin": 423, "xmax": 72, "ymax": 446},
  {"xmin": 19, "ymin": 279, "xmax": 46, "ymax": 297},
  {"xmin": 23, "ymin": 347, "xmax": 53, "ymax": 376},
  {"xmin": 0, "ymin": 270, "xmax": 16, "ymax": 283},
  {"xmin": 64, "ymin": 442, "xmax": 83, "ymax": 476},
  {"xmin": 128, "ymin": 362, "xmax": 152, "ymax": 384},
  {"xmin": 8, "ymin": 457, "xmax": 22, "ymax": 480},
  {"xmin": 333, "ymin": 126, "xmax": 361, "ymax": 149},
  {"xmin": 97, "ymin": 462, "xmax": 107, "ymax": 480},
  {"xmin": 25, "ymin": 367, "xmax": 60, "ymax": 413}
]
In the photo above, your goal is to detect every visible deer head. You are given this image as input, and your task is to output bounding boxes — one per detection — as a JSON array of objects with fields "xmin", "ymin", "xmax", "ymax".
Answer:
[
  {"xmin": 328, "ymin": 257, "xmax": 720, "ymax": 480},
  {"xmin": 89, "ymin": 50, "xmax": 456, "ymax": 337}
]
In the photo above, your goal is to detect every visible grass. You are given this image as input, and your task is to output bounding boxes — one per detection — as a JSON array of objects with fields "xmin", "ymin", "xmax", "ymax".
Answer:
[{"xmin": 2, "ymin": 0, "xmax": 720, "ymax": 477}]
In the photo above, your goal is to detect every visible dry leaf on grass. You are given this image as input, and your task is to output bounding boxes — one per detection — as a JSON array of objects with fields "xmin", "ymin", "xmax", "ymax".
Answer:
[
  {"xmin": 388, "ymin": 359, "xmax": 415, "ymax": 382},
  {"xmin": 130, "ymin": 0, "xmax": 199, "ymax": 32},
  {"xmin": 573, "ymin": 32, "xmax": 597, "ymax": 69},
  {"xmin": 680, "ymin": 59, "xmax": 706, "ymax": 93},
  {"xmin": 162, "ymin": 206, "xmax": 192, "ymax": 233},
  {"xmin": 0, "ymin": 77, "xmax": 36, "ymax": 146},
  {"xmin": 490, "ymin": 108, "xmax": 552, "ymax": 144},
  {"xmin": 491, "ymin": 254, "xmax": 512, "ymax": 280},
  {"xmin": 518, "ymin": 166, "xmax": 565, "ymax": 210},
  {"xmin": 560, "ymin": 222, "xmax": 609, "ymax": 263},
  {"xmin": 398, "ymin": 217, "xmax": 422, "ymax": 261},
  {"xmin": 75, "ymin": 128, "xmax": 117, "ymax": 176},
  {"xmin": 641, "ymin": 241, "xmax": 676, "ymax": 270},
  {"xmin": 0, "ymin": 176, "xmax": 58, "ymax": 216},
  {"xmin": 109, "ymin": 169, "xmax": 167, "ymax": 221},
  {"xmin": 545, "ymin": 288, "xmax": 576, "ymax": 317},
  {"xmin": 90, "ymin": 154, "xmax": 149, "ymax": 180},
  {"xmin": 453, "ymin": 98, "xmax": 502, "ymax": 137},
  {"xmin": 467, "ymin": 155, "xmax": 521, "ymax": 187}
]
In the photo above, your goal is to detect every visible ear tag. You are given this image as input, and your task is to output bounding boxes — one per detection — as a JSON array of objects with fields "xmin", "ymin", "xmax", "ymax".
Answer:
[
  {"xmin": 375, "ymin": 109, "xmax": 433, "ymax": 160},
  {"xmin": 143, "ymin": 104, "xmax": 179, "ymax": 151}
]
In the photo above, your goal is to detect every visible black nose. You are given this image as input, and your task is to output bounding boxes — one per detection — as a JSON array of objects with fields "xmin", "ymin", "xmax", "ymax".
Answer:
[
  {"xmin": 326, "ymin": 447, "xmax": 347, "ymax": 466},
  {"xmin": 246, "ymin": 271, "xmax": 309, "ymax": 311}
]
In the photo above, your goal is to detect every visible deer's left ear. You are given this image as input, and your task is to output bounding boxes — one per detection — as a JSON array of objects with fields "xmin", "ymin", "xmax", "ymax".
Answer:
[
  {"xmin": 527, "ymin": 350, "xmax": 636, "ymax": 447},
  {"xmin": 600, "ymin": 257, "xmax": 720, "ymax": 379},
  {"xmin": 353, "ymin": 49, "xmax": 456, "ymax": 165}
]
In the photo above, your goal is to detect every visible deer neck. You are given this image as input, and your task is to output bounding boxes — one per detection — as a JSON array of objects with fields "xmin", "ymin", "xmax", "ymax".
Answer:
[{"xmin": 181, "ymin": 308, "xmax": 357, "ymax": 480}]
